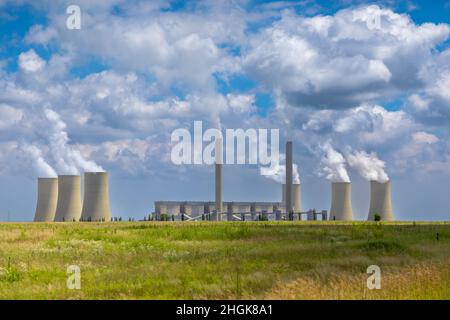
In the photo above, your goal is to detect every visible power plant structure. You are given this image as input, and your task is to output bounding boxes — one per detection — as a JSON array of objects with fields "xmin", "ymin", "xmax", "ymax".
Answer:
[
  {"xmin": 368, "ymin": 180, "xmax": 394, "ymax": 221},
  {"xmin": 54, "ymin": 175, "xmax": 82, "ymax": 222},
  {"xmin": 285, "ymin": 141, "xmax": 293, "ymax": 215},
  {"xmin": 28, "ymin": 140, "xmax": 396, "ymax": 223},
  {"xmin": 215, "ymin": 137, "xmax": 223, "ymax": 221},
  {"xmin": 34, "ymin": 177, "xmax": 58, "ymax": 222},
  {"xmin": 330, "ymin": 182, "xmax": 353, "ymax": 221},
  {"xmin": 81, "ymin": 172, "xmax": 112, "ymax": 222},
  {"xmin": 282, "ymin": 183, "xmax": 301, "ymax": 214}
]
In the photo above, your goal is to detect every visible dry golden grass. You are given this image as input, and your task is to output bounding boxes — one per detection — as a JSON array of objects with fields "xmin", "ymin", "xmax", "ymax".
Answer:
[
  {"xmin": 0, "ymin": 221, "xmax": 449, "ymax": 299},
  {"xmin": 266, "ymin": 263, "xmax": 450, "ymax": 300}
]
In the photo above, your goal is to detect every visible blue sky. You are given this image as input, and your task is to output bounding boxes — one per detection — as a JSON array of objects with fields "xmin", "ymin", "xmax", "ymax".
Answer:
[{"xmin": 0, "ymin": 0, "xmax": 450, "ymax": 221}]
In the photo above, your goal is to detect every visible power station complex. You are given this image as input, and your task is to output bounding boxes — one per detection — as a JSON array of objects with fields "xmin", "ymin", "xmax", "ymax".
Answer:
[
  {"xmin": 33, "ymin": 141, "xmax": 394, "ymax": 222},
  {"xmin": 154, "ymin": 141, "xmax": 394, "ymax": 222},
  {"xmin": 34, "ymin": 172, "xmax": 112, "ymax": 222}
]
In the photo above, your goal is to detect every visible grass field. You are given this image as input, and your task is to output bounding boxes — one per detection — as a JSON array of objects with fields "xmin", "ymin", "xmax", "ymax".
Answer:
[{"xmin": 0, "ymin": 221, "xmax": 449, "ymax": 300}]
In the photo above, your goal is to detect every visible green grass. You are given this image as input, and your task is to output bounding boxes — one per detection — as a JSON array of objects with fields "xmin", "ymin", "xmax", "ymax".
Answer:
[{"xmin": 0, "ymin": 221, "xmax": 449, "ymax": 299}]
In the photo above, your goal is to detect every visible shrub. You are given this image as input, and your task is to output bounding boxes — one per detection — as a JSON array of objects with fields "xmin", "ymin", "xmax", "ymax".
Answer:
[{"xmin": 374, "ymin": 213, "xmax": 381, "ymax": 222}]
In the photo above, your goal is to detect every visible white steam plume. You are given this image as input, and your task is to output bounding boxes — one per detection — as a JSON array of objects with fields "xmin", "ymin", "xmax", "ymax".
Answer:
[
  {"xmin": 346, "ymin": 150, "xmax": 389, "ymax": 182},
  {"xmin": 19, "ymin": 143, "xmax": 57, "ymax": 178},
  {"xmin": 319, "ymin": 143, "xmax": 350, "ymax": 182},
  {"xmin": 260, "ymin": 154, "xmax": 301, "ymax": 184},
  {"xmin": 45, "ymin": 109, "xmax": 103, "ymax": 174}
]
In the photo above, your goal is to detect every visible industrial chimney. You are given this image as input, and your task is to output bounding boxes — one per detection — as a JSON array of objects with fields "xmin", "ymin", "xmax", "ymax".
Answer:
[
  {"xmin": 285, "ymin": 141, "xmax": 293, "ymax": 215},
  {"xmin": 214, "ymin": 138, "xmax": 223, "ymax": 221},
  {"xmin": 81, "ymin": 172, "xmax": 112, "ymax": 222},
  {"xmin": 282, "ymin": 183, "xmax": 301, "ymax": 213},
  {"xmin": 330, "ymin": 182, "xmax": 353, "ymax": 221},
  {"xmin": 54, "ymin": 175, "xmax": 82, "ymax": 222},
  {"xmin": 368, "ymin": 180, "xmax": 394, "ymax": 221},
  {"xmin": 34, "ymin": 177, "xmax": 58, "ymax": 222}
]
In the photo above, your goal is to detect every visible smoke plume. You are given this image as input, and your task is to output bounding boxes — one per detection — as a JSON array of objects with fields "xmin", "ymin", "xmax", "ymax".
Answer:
[
  {"xmin": 45, "ymin": 109, "xmax": 104, "ymax": 174},
  {"xmin": 260, "ymin": 154, "xmax": 301, "ymax": 184},
  {"xmin": 319, "ymin": 143, "xmax": 350, "ymax": 182},
  {"xmin": 346, "ymin": 150, "xmax": 389, "ymax": 182},
  {"xmin": 19, "ymin": 143, "xmax": 57, "ymax": 178}
]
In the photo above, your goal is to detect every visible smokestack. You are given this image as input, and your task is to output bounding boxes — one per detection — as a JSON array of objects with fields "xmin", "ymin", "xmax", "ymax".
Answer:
[
  {"xmin": 215, "ymin": 138, "xmax": 223, "ymax": 221},
  {"xmin": 368, "ymin": 180, "xmax": 394, "ymax": 221},
  {"xmin": 286, "ymin": 141, "xmax": 293, "ymax": 214},
  {"xmin": 34, "ymin": 177, "xmax": 58, "ymax": 222},
  {"xmin": 54, "ymin": 175, "xmax": 82, "ymax": 222},
  {"xmin": 330, "ymin": 182, "xmax": 353, "ymax": 221},
  {"xmin": 282, "ymin": 183, "xmax": 301, "ymax": 213},
  {"xmin": 81, "ymin": 172, "xmax": 112, "ymax": 222}
]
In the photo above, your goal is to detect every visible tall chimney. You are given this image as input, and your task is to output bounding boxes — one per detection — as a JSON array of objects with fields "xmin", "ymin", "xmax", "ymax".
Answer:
[
  {"xmin": 330, "ymin": 182, "xmax": 353, "ymax": 221},
  {"xmin": 286, "ymin": 141, "xmax": 293, "ymax": 215},
  {"xmin": 54, "ymin": 175, "xmax": 82, "ymax": 222},
  {"xmin": 215, "ymin": 138, "xmax": 223, "ymax": 221},
  {"xmin": 282, "ymin": 183, "xmax": 301, "ymax": 213},
  {"xmin": 81, "ymin": 172, "xmax": 112, "ymax": 222},
  {"xmin": 34, "ymin": 177, "xmax": 58, "ymax": 222},
  {"xmin": 368, "ymin": 180, "xmax": 394, "ymax": 221}
]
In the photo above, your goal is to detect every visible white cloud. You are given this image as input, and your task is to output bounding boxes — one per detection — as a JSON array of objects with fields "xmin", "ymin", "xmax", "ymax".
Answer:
[{"xmin": 18, "ymin": 50, "xmax": 46, "ymax": 72}]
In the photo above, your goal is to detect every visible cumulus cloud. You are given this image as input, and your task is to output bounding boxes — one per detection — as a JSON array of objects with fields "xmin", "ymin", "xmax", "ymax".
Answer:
[
  {"xmin": 18, "ymin": 50, "xmax": 46, "ymax": 72},
  {"xmin": 244, "ymin": 5, "xmax": 450, "ymax": 108}
]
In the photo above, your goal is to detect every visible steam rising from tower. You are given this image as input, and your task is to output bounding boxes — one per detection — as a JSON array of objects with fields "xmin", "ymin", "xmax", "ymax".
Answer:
[{"xmin": 319, "ymin": 143, "xmax": 350, "ymax": 183}]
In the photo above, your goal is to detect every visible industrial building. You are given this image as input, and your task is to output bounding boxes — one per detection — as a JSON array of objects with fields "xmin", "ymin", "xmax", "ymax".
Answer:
[
  {"xmin": 330, "ymin": 182, "xmax": 353, "ymax": 221},
  {"xmin": 54, "ymin": 175, "xmax": 82, "ymax": 222},
  {"xmin": 34, "ymin": 171, "xmax": 112, "ymax": 222},
  {"xmin": 154, "ymin": 141, "xmax": 327, "ymax": 221},
  {"xmin": 34, "ymin": 177, "xmax": 58, "ymax": 222},
  {"xmin": 368, "ymin": 180, "xmax": 394, "ymax": 221},
  {"xmin": 31, "ymin": 141, "xmax": 395, "ymax": 223}
]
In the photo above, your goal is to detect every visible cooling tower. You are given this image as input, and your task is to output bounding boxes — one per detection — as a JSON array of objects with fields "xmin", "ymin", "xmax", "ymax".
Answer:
[
  {"xmin": 54, "ymin": 175, "xmax": 82, "ymax": 222},
  {"xmin": 282, "ymin": 184, "xmax": 301, "ymax": 213},
  {"xmin": 368, "ymin": 180, "xmax": 394, "ymax": 221},
  {"xmin": 330, "ymin": 182, "xmax": 353, "ymax": 221},
  {"xmin": 81, "ymin": 172, "xmax": 112, "ymax": 222},
  {"xmin": 34, "ymin": 177, "xmax": 58, "ymax": 222}
]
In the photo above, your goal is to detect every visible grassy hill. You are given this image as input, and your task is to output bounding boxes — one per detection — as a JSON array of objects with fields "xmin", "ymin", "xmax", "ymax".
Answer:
[{"xmin": 0, "ymin": 221, "xmax": 449, "ymax": 299}]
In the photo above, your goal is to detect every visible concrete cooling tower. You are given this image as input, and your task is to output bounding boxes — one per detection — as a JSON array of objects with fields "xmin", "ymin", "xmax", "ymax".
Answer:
[
  {"xmin": 282, "ymin": 184, "xmax": 301, "ymax": 213},
  {"xmin": 54, "ymin": 175, "xmax": 82, "ymax": 222},
  {"xmin": 81, "ymin": 172, "xmax": 112, "ymax": 222},
  {"xmin": 34, "ymin": 178, "xmax": 58, "ymax": 222},
  {"xmin": 368, "ymin": 180, "xmax": 394, "ymax": 221},
  {"xmin": 330, "ymin": 182, "xmax": 353, "ymax": 221}
]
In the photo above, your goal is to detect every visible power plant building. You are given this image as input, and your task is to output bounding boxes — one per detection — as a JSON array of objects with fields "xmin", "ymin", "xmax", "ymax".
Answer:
[
  {"xmin": 368, "ymin": 180, "xmax": 394, "ymax": 221},
  {"xmin": 330, "ymin": 182, "xmax": 353, "ymax": 221},
  {"xmin": 54, "ymin": 175, "xmax": 82, "ymax": 222},
  {"xmin": 34, "ymin": 177, "xmax": 58, "ymax": 222},
  {"xmin": 81, "ymin": 172, "xmax": 112, "ymax": 222}
]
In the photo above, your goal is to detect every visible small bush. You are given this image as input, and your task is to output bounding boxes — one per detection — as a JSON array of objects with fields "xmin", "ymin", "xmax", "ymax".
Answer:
[{"xmin": 374, "ymin": 213, "xmax": 381, "ymax": 221}]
